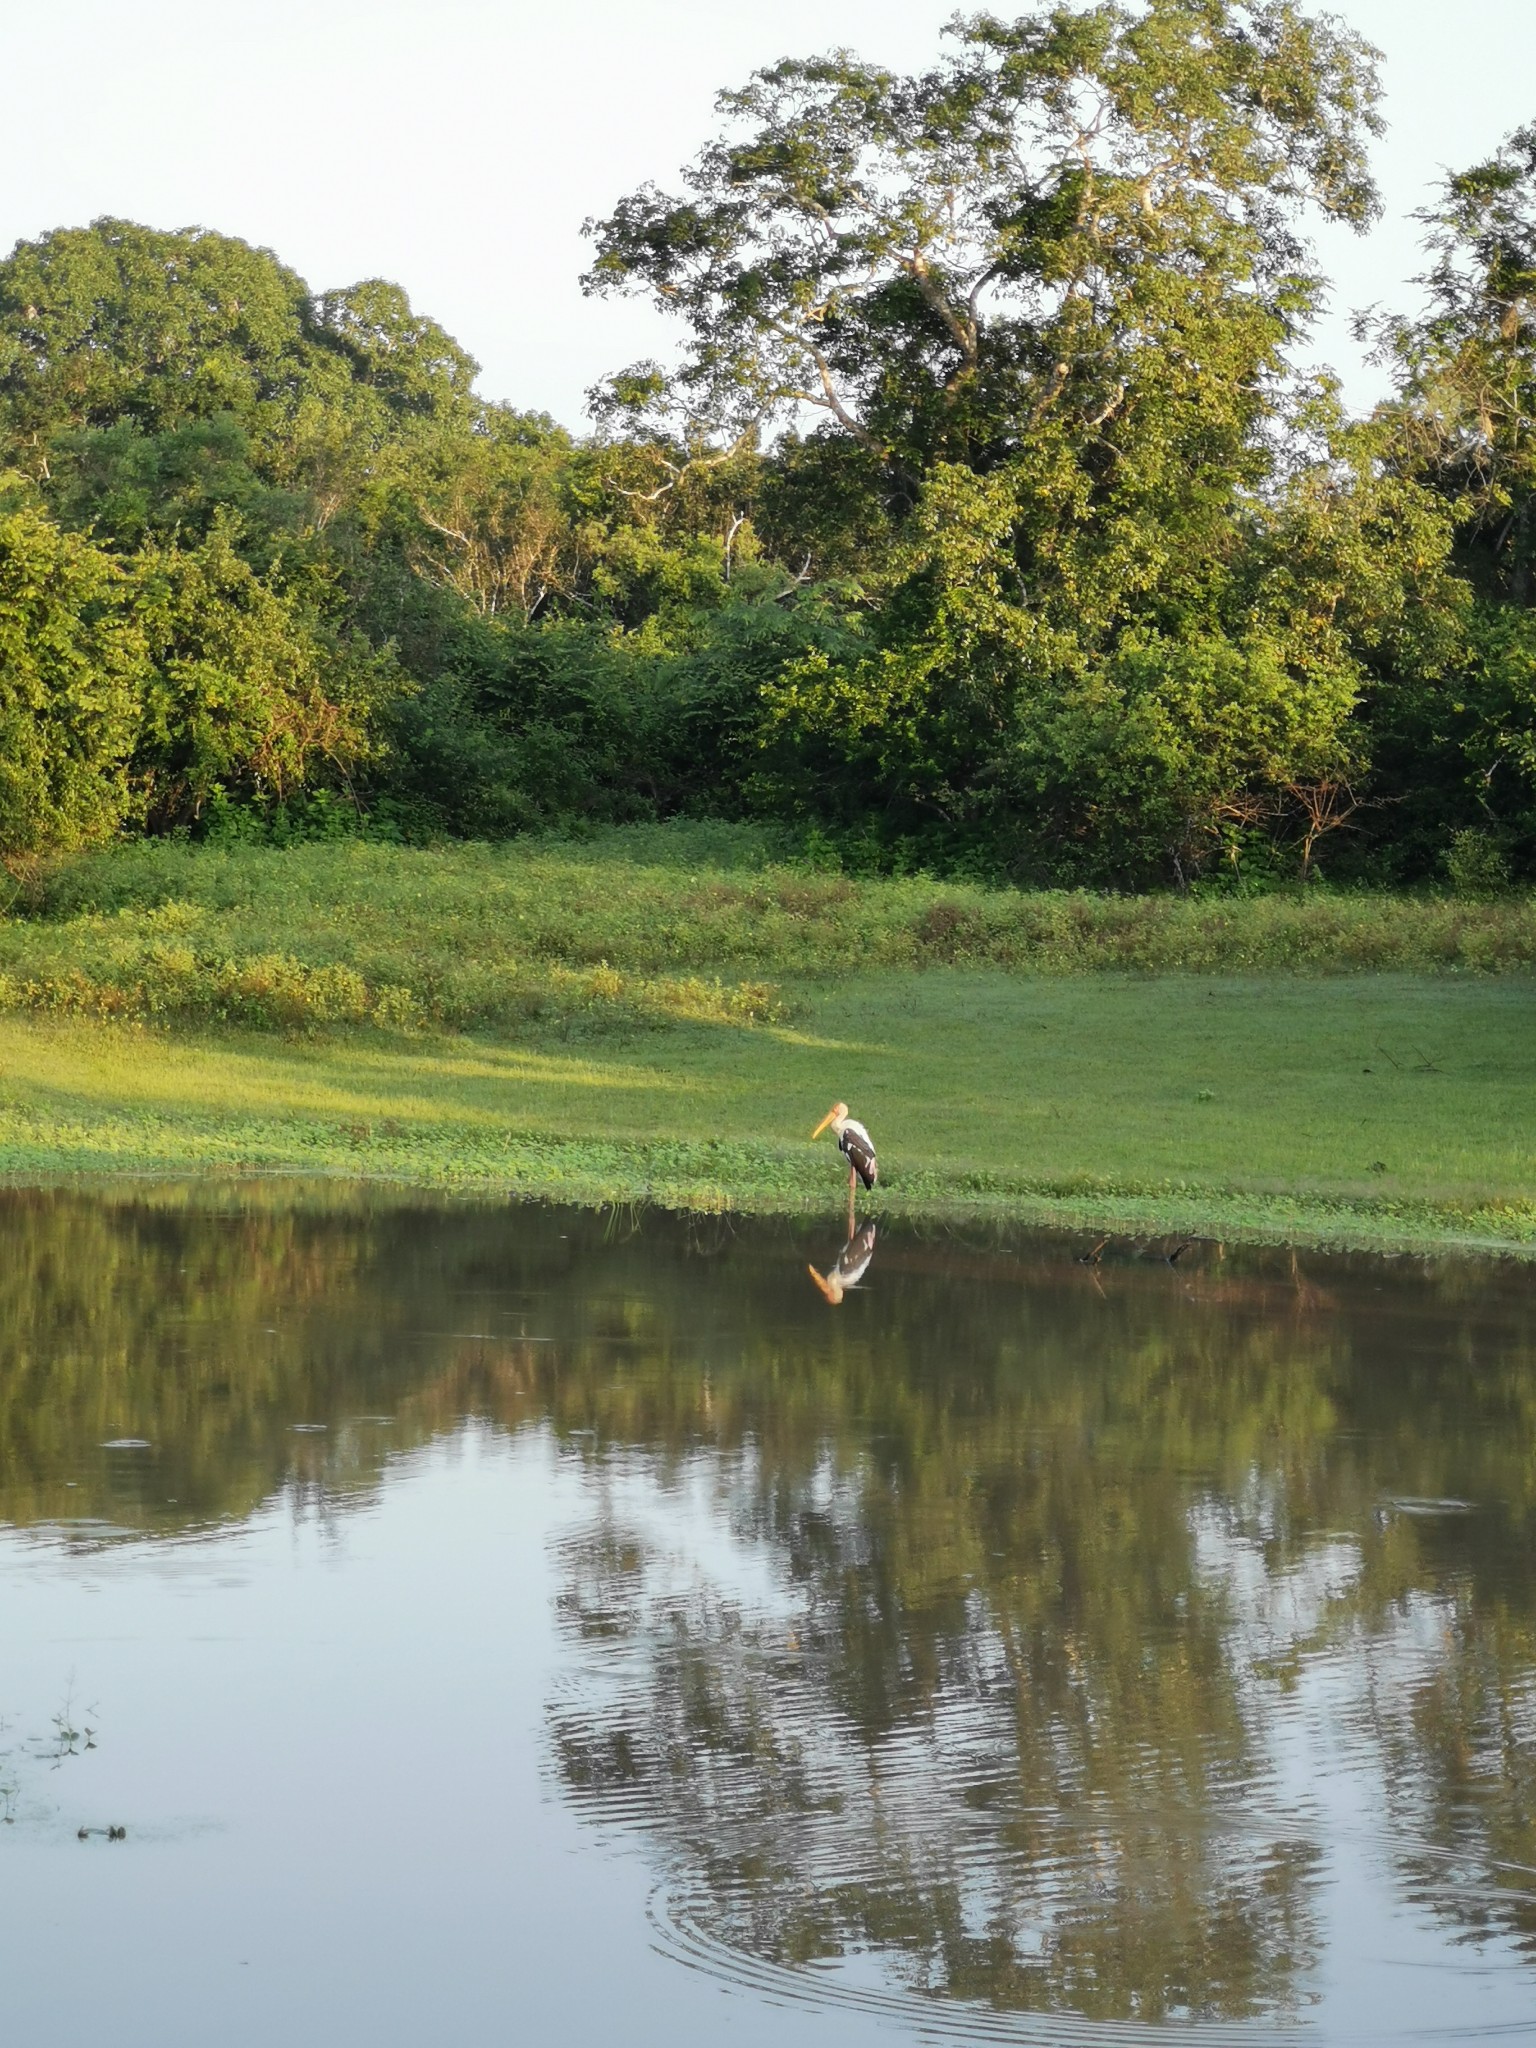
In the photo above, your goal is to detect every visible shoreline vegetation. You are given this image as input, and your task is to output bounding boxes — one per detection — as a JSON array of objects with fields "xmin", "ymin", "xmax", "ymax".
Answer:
[{"xmin": 1, "ymin": 830, "xmax": 1533, "ymax": 1258}]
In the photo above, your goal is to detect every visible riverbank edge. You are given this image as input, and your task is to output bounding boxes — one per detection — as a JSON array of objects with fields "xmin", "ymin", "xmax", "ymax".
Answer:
[{"xmin": 2, "ymin": 1139, "xmax": 1532, "ymax": 1261}]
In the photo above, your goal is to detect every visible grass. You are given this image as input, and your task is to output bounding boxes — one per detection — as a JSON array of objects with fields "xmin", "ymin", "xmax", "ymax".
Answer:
[
  {"xmin": 2, "ymin": 825, "xmax": 1536, "ymax": 1033},
  {"xmin": 1, "ymin": 825, "xmax": 1534, "ymax": 1253},
  {"xmin": 0, "ymin": 933, "xmax": 1533, "ymax": 1251}
]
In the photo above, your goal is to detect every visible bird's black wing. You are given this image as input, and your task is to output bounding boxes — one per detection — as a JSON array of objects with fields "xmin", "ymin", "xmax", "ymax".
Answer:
[
  {"xmin": 834, "ymin": 1222, "xmax": 878, "ymax": 1287},
  {"xmin": 840, "ymin": 1123, "xmax": 878, "ymax": 1190}
]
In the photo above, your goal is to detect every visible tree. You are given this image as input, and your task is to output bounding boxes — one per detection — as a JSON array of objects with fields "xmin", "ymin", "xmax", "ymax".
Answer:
[
  {"xmin": 42, "ymin": 414, "xmax": 306, "ymax": 553},
  {"xmin": 129, "ymin": 514, "xmax": 397, "ymax": 828},
  {"xmin": 310, "ymin": 279, "xmax": 478, "ymax": 425},
  {"xmin": 409, "ymin": 408, "xmax": 585, "ymax": 625},
  {"xmin": 0, "ymin": 490, "xmax": 149, "ymax": 857},
  {"xmin": 586, "ymin": 3, "xmax": 1387, "ymax": 877},
  {"xmin": 585, "ymin": 3, "xmax": 1380, "ymax": 485},
  {"xmin": 1366, "ymin": 124, "xmax": 1536, "ymax": 606},
  {"xmin": 755, "ymin": 459, "xmax": 1366, "ymax": 879},
  {"xmin": 0, "ymin": 220, "xmax": 328, "ymax": 456},
  {"xmin": 1352, "ymin": 129, "xmax": 1536, "ymax": 874},
  {"xmin": 0, "ymin": 223, "xmax": 482, "ymax": 530}
]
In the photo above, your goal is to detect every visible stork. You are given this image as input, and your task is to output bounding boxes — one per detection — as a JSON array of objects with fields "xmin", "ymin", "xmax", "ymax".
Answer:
[
  {"xmin": 810, "ymin": 1101, "xmax": 878, "ymax": 1206},
  {"xmin": 808, "ymin": 1221, "xmax": 878, "ymax": 1306}
]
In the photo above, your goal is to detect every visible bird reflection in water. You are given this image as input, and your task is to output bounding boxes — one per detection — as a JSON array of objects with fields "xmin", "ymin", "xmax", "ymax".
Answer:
[{"xmin": 807, "ymin": 1221, "xmax": 877, "ymax": 1305}]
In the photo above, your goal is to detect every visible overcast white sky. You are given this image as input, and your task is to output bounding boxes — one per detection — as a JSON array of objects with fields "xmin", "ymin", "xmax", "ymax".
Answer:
[{"xmin": 4, "ymin": 1, "xmax": 1532, "ymax": 428}]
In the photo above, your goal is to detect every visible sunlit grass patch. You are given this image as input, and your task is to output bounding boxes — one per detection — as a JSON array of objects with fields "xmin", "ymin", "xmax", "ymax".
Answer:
[{"xmin": 1, "ymin": 963, "xmax": 1534, "ymax": 1253}]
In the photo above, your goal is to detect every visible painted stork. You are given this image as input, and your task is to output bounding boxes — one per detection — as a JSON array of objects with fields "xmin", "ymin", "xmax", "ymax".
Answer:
[
  {"xmin": 810, "ymin": 1101, "xmax": 878, "ymax": 1194},
  {"xmin": 808, "ymin": 1221, "xmax": 878, "ymax": 1305}
]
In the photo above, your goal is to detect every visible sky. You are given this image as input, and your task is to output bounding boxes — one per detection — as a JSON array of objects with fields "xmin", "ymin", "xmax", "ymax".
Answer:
[{"xmin": 4, "ymin": 0, "xmax": 1532, "ymax": 429}]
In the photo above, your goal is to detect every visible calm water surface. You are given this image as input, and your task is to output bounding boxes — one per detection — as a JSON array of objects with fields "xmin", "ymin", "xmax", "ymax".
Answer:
[{"xmin": 1, "ymin": 1186, "xmax": 1535, "ymax": 2046}]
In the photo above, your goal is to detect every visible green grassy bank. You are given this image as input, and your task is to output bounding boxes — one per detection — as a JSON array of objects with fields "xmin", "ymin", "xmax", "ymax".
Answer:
[{"xmin": 1, "ymin": 828, "xmax": 1534, "ymax": 1253}]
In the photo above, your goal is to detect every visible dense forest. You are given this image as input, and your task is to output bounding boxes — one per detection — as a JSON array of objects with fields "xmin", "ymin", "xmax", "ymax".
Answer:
[{"xmin": 1, "ymin": 0, "xmax": 1533, "ymax": 888}]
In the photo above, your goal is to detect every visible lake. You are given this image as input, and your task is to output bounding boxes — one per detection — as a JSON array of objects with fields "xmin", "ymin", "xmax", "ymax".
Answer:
[{"xmin": 1, "ymin": 1184, "xmax": 1534, "ymax": 2046}]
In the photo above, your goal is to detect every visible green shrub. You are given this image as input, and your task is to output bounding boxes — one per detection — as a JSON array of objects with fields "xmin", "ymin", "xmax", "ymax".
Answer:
[{"xmin": 1445, "ymin": 829, "xmax": 1512, "ymax": 898}]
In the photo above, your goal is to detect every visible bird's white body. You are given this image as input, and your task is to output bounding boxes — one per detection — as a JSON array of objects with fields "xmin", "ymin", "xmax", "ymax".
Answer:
[{"xmin": 811, "ymin": 1102, "xmax": 878, "ymax": 1190}]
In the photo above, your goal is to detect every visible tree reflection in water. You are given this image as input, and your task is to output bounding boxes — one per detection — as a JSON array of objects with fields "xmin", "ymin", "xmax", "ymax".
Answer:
[
  {"xmin": 2, "ymin": 1187, "xmax": 1536, "ymax": 2024},
  {"xmin": 535, "ymin": 1235, "xmax": 1536, "ymax": 2022}
]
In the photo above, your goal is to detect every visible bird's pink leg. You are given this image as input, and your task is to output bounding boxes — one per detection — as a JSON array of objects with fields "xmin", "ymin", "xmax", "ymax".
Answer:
[{"xmin": 847, "ymin": 1166, "xmax": 857, "ymax": 1240}]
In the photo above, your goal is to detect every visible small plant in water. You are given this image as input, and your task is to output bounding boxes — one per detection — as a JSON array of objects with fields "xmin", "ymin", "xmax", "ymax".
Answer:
[
  {"xmin": 0, "ymin": 1714, "xmax": 17, "ymax": 1823},
  {"xmin": 41, "ymin": 1680, "xmax": 96, "ymax": 1765}
]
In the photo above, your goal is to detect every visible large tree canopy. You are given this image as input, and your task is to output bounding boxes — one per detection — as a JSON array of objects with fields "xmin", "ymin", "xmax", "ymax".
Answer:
[
  {"xmin": 0, "ymin": 221, "xmax": 325, "ymax": 450},
  {"xmin": 0, "ymin": 222, "xmax": 478, "ymax": 496},
  {"xmin": 585, "ymin": 1, "xmax": 1382, "ymax": 479},
  {"xmin": 585, "ymin": 3, "xmax": 1391, "ymax": 877}
]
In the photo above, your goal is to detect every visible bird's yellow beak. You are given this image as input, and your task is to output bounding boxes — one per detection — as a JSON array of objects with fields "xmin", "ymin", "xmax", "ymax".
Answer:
[
  {"xmin": 810, "ymin": 1103, "xmax": 843, "ymax": 1140},
  {"xmin": 807, "ymin": 1265, "xmax": 840, "ymax": 1304}
]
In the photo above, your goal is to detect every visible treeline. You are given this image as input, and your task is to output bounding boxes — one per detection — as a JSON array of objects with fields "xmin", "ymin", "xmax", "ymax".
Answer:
[{"xmin": 1, "ymin": 0, "xmax": 1534, "ymax": 888}]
